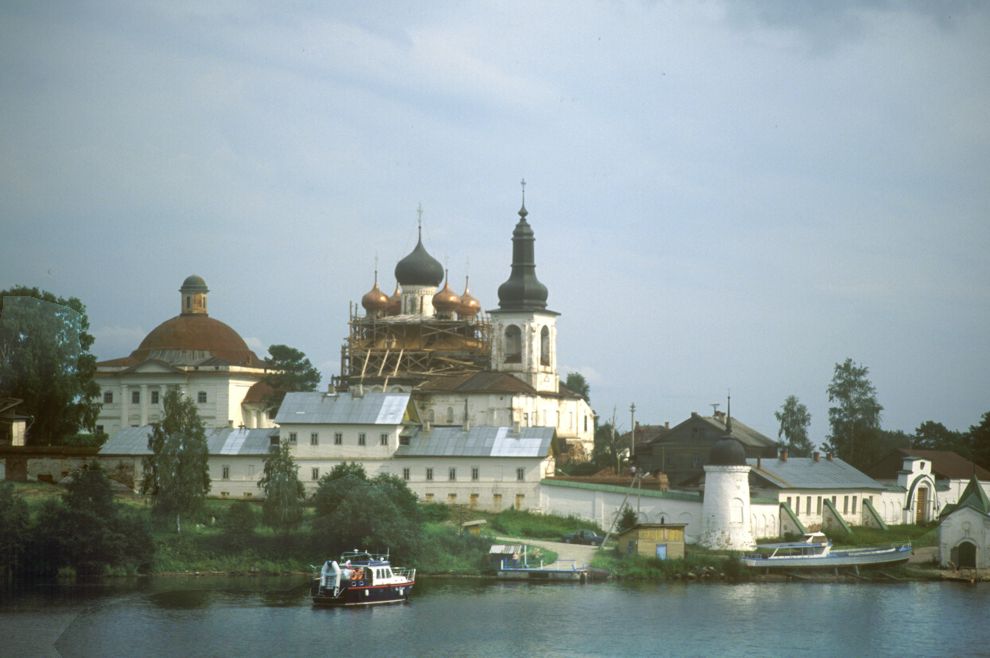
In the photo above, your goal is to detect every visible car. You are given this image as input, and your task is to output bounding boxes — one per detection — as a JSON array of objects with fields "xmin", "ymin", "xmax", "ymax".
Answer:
[{"xmin": 561, "ymin": 529, "xmax": 605, "ymax": 545}]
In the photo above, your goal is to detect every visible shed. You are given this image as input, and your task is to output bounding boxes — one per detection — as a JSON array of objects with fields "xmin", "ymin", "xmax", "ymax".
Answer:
[
  {"xmin": 489, "ymin": 544, "xmax": 523, "ymax": 569},
  {"xmin": 616, "ymin": 523, "xmax": 687, "ymax": 560},
  {"xmin": 461, "ymin": 519, "xmax": 487, "ymax": 536}
]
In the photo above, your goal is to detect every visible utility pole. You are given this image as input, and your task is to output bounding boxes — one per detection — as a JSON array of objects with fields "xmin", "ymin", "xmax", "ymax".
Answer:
[{"xmin": 629, "ymin": 402, "xmax": 636, "ymax": 460}]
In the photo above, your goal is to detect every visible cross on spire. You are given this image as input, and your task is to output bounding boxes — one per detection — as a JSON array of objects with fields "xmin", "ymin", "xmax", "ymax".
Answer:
[{"xmin": 417, "ymin": 203, "xmax": 423, "ymax": 238}]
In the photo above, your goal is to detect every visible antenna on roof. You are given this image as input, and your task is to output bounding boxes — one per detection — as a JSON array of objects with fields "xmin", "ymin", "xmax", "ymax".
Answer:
[{"xmin": 710, "ymin": 403, "xmax": 720, "ymax": 415}]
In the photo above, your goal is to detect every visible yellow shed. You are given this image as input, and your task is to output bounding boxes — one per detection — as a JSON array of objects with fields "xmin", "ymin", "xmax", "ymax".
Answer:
[{"xmin": 616, "ymin": 523, "xmax": 687, "ymax": 560}]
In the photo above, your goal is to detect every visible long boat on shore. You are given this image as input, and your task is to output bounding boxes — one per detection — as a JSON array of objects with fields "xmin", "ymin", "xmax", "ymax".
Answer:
[{"xmin": 742, "ymin": 532, "xmax": 912, "ymax": 570}]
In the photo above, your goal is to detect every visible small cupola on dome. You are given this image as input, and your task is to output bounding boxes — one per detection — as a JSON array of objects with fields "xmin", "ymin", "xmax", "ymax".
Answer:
[
  {"xmin": 180, "ymin": 274, "xmax": 209, "ymax": 315},
  {"xmin": 433, "ymin": 271, "xmax": 462, "ymax": 317},
  {"xmin": 361, "ymin": 271, "xmax": 390, "ymax": 317},
  {"xmin": 394, "ymin": 223, "xmax": 443, "ymax": 287},
  {"xmin": 459, "ymin": 276, "xmax": 481, "ymax": 318}
]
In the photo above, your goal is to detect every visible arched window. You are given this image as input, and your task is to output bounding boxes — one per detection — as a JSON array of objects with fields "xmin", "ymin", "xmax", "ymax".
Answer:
[
  {"xmin": 540, "ymin": 326, "xmax": 550, "ymax": 366},
  {"xmin": 504, "ymin": 325, "xmax": 522, "ymax": 363}
]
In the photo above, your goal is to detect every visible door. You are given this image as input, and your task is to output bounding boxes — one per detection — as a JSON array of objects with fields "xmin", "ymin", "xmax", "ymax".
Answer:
[
  {"xmin": 656, "ymin": 544, "xmax": 668, "ymax": 560},
  {"xmin": 916, "ymin": 486, "xmax": 928, "ymax": 524}
]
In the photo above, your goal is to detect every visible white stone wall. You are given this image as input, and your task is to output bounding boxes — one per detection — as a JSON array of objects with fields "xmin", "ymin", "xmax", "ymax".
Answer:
[
  {"xmin": 700, "ymin": 466, "xmax": 756, "ymax": 550},
  {"xmin": 749, "ymin": 502, "xmax": 780, "ymax": 539},
  {"xmin": 777, "ymin": 489, "xmax": 885, "ymax": 528},
  {"xmin": 939, "ymin": 507, "xmax": 990, "ymax": 568},
  {"xmin": 489, "ymin": 310, "xmax": 559, "ymax": 394}
]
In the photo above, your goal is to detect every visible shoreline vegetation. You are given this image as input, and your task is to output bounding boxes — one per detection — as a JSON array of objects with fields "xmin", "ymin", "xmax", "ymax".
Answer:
[{"xmin": 1, "ymin": 479, "xmax": 950, "ymax": 585}]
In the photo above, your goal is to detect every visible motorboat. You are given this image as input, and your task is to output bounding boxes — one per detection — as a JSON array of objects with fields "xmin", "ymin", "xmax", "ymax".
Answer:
[
  {"xmin": 311, "ymin": 550, "xmax": 415, "ymax": 606},
  {"xmin": 742, "ymin": 532, "xmax": 911, "ymax": 569}
]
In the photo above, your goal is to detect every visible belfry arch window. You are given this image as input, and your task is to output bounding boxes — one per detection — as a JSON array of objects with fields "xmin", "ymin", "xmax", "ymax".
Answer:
[
  {"xmin": 504, "ymin": 325, "xmax": 522, "ymax": 363},
  {"xmin": 540, "ymin": 326, "xmax": 550, "ymax": 366}
]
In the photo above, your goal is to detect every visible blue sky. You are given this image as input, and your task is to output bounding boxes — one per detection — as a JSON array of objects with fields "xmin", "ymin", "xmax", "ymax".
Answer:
[{"xmin": 2, "ymin": 1, "xmax": 988, "ymax": 443}]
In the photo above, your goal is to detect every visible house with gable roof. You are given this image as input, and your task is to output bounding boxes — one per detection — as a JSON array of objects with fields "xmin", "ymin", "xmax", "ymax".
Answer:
[{"xmin": 938, "ymin": 476, "xmax": 990, "ymax": 569}]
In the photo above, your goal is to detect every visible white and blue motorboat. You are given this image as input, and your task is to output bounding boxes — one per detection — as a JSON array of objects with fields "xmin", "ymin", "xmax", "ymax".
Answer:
[
  {"xmin": 742, "ymin": 532, "xmax": 911, "ymax": 569},
  {"xmin": 311, "ymin": 550, "xmax": 416, "ymax": 606}
]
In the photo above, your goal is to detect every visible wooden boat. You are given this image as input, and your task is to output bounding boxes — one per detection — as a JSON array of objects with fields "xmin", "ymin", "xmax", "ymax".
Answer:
[
  {"xmin": 311, "ymin": 550, "xmax": 415, "ymax": 606},
  {"xmin": 742, "ymin": 532, "xmax": 912, "ymax": 569}
]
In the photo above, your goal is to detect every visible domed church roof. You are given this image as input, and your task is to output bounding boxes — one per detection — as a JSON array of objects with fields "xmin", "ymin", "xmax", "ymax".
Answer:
[
  {"xmin": 130, "ymin": 315, "xmax": 264, "ymax": 367},
  {"xmin": 496, "ymin": 191, "xmax": 550, "ymax": 312},
  {"xmin": 433, "ymin": 272, "xmax": 462, "ymax": 313},
  {"xmin": 395, "ymin": 226, "xmax": 444, "ymax": 287},
  {"xmin": 181, "ymin": 274, "xmax": 209, "ymax": 292},
  {"xmin": 708, "ymin": 435, "xmax": 747, "ymax": 466}
]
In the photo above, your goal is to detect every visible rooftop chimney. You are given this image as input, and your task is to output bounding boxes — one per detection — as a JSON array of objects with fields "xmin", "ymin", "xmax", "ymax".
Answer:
[
  {"xmin": 826, "ymin": 452, "xmax": 833, "ymax": 461},
  {"xmin": 779, "ymin": 448, "xmax": 789, "ymax": 462},
  {"xmin": 813, "ymin": 451, "xmax": 821, "ymax": 462}
]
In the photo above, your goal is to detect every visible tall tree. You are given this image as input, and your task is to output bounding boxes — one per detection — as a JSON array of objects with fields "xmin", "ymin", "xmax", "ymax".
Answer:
[
  {"xmin": 913, "ymin": 420, "xmax": 968, "ymax": 457},
  {"xmin": 142, "ymin": 388, "xmax": 210, "ymax": 533},
  {"xmin": 258, "ymin": 440, "xmax": 305, "ymax": 535},
  {"xmin": 823, "ymin": 358, "xmax": 883, "ymax": 468},
  {"xmin": 592, "ymin": 420, "xmax": 625, "ymax": 472},
  {"xmin": 0, "ymin": 287, "xmax": 100, "ymax": 444},
  {"xmin": 774, "ymin": 395, "xmax": 814, "ymax": 457},
  {"xmin": 262, "ymin": 344, "xmax": 321, "ymax": 411},
  {"xmin": 968, "ymin": 412, "xmax": 990, "ymax": 471},
  {"xmin": 562, "ymin": 372, "xmax": 590, "ymax": 401}
]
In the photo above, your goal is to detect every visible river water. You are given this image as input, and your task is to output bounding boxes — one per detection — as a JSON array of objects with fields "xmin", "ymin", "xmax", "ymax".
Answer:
[{"xmin": 1, "ymin": 576, "xmax": 987, "ymax": 657}]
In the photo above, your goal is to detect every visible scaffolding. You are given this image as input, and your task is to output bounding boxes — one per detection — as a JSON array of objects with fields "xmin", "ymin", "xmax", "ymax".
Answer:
[{"xmin": 337, "ymin": 312, "xmax": 492, "ymax": 390}]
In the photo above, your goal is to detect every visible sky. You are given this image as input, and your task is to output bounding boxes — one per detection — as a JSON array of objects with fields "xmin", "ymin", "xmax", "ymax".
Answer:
[{"xmin": 2, "ymin": 1, "xmax": 988, "ymax": 445}]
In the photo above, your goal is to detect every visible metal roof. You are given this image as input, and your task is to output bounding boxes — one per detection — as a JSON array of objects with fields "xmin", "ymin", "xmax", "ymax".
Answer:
[
  {"xmin": 100, "ymin": 426, "xmax": 275, "ymax": 456},
  {"xmin": 275, "ymin": 391, "xmax": 409, "ymax": 426},
  {"xmin": 394, "ymin": 425, "xmax": 553, "ymax": 458},
  {"xmin": 748, "ymin": 456, "xmax": 884, "ymax": 490}
]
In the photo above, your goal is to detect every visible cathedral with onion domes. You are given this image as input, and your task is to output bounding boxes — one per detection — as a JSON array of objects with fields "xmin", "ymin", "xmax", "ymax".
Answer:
[{"xmin": 341, "ymin": 193, "xmax": 595, "ymax": 459}]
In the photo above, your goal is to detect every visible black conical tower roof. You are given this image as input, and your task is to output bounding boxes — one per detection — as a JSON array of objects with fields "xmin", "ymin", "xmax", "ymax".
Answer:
[{"xmin": 497, "ymin": 201, "xmax": 550, "ymax": 311}]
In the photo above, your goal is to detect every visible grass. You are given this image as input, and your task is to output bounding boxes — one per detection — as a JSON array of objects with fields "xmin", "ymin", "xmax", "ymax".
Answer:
[{"xmin": 591, "ymin": 546, "xmax": 745, "ymax": 581}]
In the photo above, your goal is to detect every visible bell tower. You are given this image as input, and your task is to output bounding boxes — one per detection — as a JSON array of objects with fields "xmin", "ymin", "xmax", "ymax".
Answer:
[
  {"xmin": 489, "ymin": 181, "xmax": 560, "ymax": 393},
  {"xmin": 180, "ymin": 274, "xmax": 209, "ymax": 316}
]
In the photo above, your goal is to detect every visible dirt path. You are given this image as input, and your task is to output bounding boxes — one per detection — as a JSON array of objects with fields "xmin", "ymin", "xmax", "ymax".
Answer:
[{"xmin": 495, "ymin": 536, "xmax": 600, "ymax": 569}]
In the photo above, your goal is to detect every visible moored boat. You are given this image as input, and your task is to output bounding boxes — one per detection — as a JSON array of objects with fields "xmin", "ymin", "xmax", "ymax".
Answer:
[
  {"xmin": 311, "ymin": 550, "xmax": 415, "ymax": 606},
  {"xmin": 742, "ymin": 532, "xmax": 911, "ymax": 569}
]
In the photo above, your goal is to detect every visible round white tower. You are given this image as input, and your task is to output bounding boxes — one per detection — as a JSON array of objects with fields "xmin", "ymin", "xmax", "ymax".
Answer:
[{"xmin": 699, "ymin": 429, "xmax": 756, "ymax": 551}]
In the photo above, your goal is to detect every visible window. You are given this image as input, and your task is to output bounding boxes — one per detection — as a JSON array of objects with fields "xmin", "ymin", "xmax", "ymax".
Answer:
[
  {"xmin": 516, "ymin": 467, "xmax": 525, "ymax": 482},
  {"xmin": 470, "ymin": 493, "xmax": 479, "ymax": 509},
  {"xmin": 288, "ymin": 432, "xmax": 297, "ymax": 445},
  {"xmin": 540, "ymin": 326, "xmax": 550, "ymax": 365},
  {"xmin": 96, "ymin": 425, "xmax": 104, "ymax": 434},
  {"xmin": 425, "ymin": 493, "xmax": 434, "ymax": 502},
  {"xmin": 197, "ymin": 391, "xmax": 207, "ymax": 404},
  {"xmin": 311, "ymin": 467, "xmax": 320, "ymax": 481},
  {"xmin": 151, "ymin": 390, "xmax": 159, "ymax": 404},
  {"xmin": 493, "ymin": 493, "xmax": 503, "ymax": 510},
  {"xmin": 852, "ymin": 496, "xmax": 858, "ymax": 514},
  {"xmin": 447, "ymin": 493, "xmax": 457, "ymax": 504},
  {"xmin": 222, "ymin": 465, "xmax": 230, "ymax": 480},
  {"xmin": 806, "ymin": 496, "xmax": 812, "ymax": 514},
  {"xmin": 358, "ymin": 432, "xmax": 366, "ymax": 446},
  {"xmin": 817, "ymin": 496, "xmax": 822, "ymax": 514},
  {"xmin": 471, "ymin": 467, "xmax": 479, "ymax": 481},
  {"xmin": 334, "ymin": 432, "xmax": 343, "ymax": 445},
  {"xmin": 449, "ymin": 467, "xmax": 457, "ymax": 481},
  {"xmin": 843, "ymin": 496, "xmax": 849, "ymax": 514},
  {"xmin": 786, "ymin": 496, "xmax": 792, "ymax": 510},
  {"xmin": 584, "ymin": 415, "xmax": 588, "ymax": 432},
  {"xmin": 310, "ymin": 432, "xmax": 319, "ymax": 446},
  {"xmin": 402, "ymin": 468, "xmax": 410, "ymax": 481},
  {"xmin": 400, "ymin": 435, "xmax": 410, "ymax": 446},
  {"xmin": 426, "ymin": 468, "xmax": 434, "ymax": 481},
  {"xmin": 103, "ymin": 391, "xmax": 113, "ymax": 404},
  {"xmin": 504, "ymin": 325, "xmax": 522, "ymax": 363},
  {"xmin": 380, "ymin": 433, "xmax": 388, "ymax": 446},
  {"xmin": 131, "ymin": 390, "xmax": 140, "ymax": 404},
  {"xmin": 515, "ymin": 493, "xmax": 525, "ymax": 510}
]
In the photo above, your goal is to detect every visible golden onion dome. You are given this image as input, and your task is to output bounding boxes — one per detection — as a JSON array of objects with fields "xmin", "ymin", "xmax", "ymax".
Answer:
[
  {"xmin": 459, "ymin": 276, "xmax": 481, "ymax": 317},
  {"xmin": 433, "ymin": 272, "xmax": 462, "ymax": 313},
  {"xmin": 361, "ymin": 279, "xmax": 389, "ymax": 313},
  {"xmin": 387, "ymin": 285, "xmax": 401, "ymax": 315}
]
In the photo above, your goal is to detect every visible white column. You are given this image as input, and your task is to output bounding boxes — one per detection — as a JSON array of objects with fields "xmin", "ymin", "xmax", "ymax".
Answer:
[
  {"xmin": 120, "ymin": 383, "xmax": 129, "ymax": 427},
  {"xmin": 139, "ymin": 384, "xmax": 149, "ymax": 425}
]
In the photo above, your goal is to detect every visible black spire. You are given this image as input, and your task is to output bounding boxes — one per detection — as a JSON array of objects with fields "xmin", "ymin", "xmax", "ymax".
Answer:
[{"xmin": 497, "ymin": 180, "xmax": 550, "ymax": 311}]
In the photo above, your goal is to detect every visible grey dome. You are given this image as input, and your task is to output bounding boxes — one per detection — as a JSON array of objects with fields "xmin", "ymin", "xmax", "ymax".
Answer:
[
  {"xmin": 180, "ymin": 274, "xmax": 208, "ymax": 292},
  {"xmin": 395, "ymin": 235, "xmax": 443, "ymax": 287},
  {"xmin": 708, "ymin": 436, "xmax": 747, "ymax": 466},
  {"xmin": 496, "ymin": 204, "xmax": 549, "ymax": 311}
]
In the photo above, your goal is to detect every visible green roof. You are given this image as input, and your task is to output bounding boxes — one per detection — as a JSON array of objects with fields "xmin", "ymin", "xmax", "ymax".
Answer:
[
  {"xmin": 540, "ymin": 478, "xmax": 701, "ymax": 502},
  {"xmin": 940, "ymin": 476, "xmax": 990, "ymax": 518}
]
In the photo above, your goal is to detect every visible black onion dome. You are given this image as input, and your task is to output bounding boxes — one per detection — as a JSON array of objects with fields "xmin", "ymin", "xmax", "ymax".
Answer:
[
  {"xmin": 708, "ymin": 436, "xmax": 747, "ymax": 466},
  {"xmin": 497, "ymin": 204, "xmax": 549, "ymax": 310},
  {"xmin": 394, "ymin": 232, "xmax": 443, "ymax": 287}
]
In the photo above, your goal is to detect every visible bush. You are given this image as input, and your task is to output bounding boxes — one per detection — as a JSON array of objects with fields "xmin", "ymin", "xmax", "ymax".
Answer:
[{"xmin": 220, "ymin": 502, "xmax": 258, "ymax": 542}]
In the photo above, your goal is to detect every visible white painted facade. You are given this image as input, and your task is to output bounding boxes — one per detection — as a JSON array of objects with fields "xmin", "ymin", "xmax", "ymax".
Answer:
[
  {"xmin": 699, "ymin": 465, "xmax": 756, "ymax": 550},
  {"xmin": 939, "ymin": 505, "xmax": 990, "ymax": 569},
  {"xmin": 489, "ymin": 310, "xmax": 559, "ymax": 395},
  {"xmin": 95, "ymin": 366, "xmax": 271, "ymax": 436}
]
